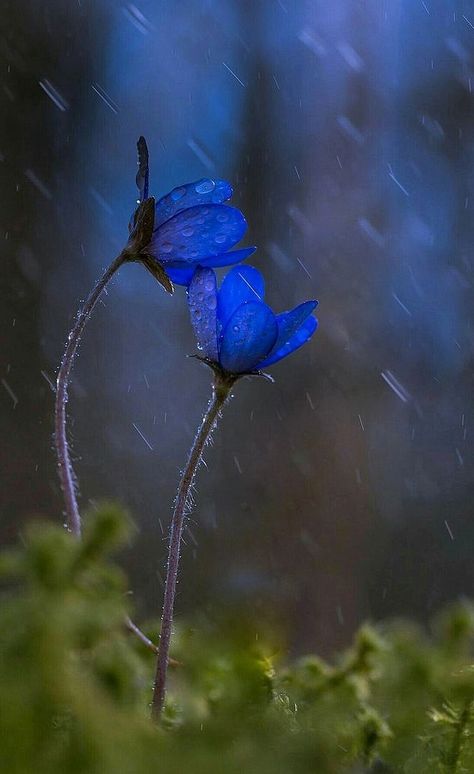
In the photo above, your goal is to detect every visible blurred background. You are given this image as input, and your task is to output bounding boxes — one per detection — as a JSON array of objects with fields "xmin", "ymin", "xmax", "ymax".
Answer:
[{"xmin": 1, "ymin": 0, "xmax": 474, "ymax": 656}]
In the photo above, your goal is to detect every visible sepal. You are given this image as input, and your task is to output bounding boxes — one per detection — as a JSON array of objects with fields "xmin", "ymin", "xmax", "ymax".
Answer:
[{"xmin": 140, "ymin": 254, "xmax": 174, "ymax": 294}]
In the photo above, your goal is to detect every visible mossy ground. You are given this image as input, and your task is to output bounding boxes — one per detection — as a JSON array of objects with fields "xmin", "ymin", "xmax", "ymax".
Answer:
[{"xmin": 1, "ymin": 504, "xmax": 473, "ymax": 773}]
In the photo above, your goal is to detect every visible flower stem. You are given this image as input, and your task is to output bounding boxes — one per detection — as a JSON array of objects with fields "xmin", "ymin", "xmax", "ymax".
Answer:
[
  {"xmin": 54, "ymin": 249, "xmax": 164, "ymax": 659},
  {"xmin": 54, "ymin": 252, "xmax": 127, "ymax": 537},
  {"xmin": 151, "ymin": 374, "xmax": 235, "ymax": 719}
]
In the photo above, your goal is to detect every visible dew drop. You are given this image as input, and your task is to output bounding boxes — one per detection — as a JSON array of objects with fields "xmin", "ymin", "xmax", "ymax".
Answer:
[
  {"xmin": 216, "ymin": 212, "xmax": 229, "ymax": 223},
  {"xmin": 195, "ymin": 179, "xmax": 215, "ymax": 194},
  {"xmin": 182, "ymin": 226, "xmax": 194, "ymax": 237},
  {"xmin": 215, "ymin": 234, "xmax": 226, "ymax": 244},
  {"xmin": 161, "ymin": 242, "xmax": 173, "ymax": 253},
  {"xmin": 171, "ymin": 187, "xmax": 186, "ymax": 201},
  {"xmin": 206, "ymin": 296, "xmax": 217, "ymax": 310}
]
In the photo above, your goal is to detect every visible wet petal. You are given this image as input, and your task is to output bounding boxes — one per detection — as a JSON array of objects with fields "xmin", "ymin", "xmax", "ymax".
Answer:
[
  {"xmin": 267, "ymin": 300, "xmax": 318, "ymax": 356},
  {"xmin": 217, "ymin": 266, "xmax": 265, "ymax": 330},
  {"xmin": 150, "ymin": 204, "xmax": 247, "ymax": 265},
  {"xmin": 201, "ymin": 246, "xmax": 257, "ymax": 268},
  {"xmin": 187, "ymin": 267, "xmax": 218, "ymax": 361},
  {"xmin": 166, "ymin": 247, "xmax": 256, "ymax": 271},
  {"xmin": 155, "ymin": 179, "xmax": 233, "ymax": 228},
  {"xmin": 219, "ymin": 301, "xmax": 277, "ymax": 373},
  {"xmin": 165, "ymin": 267, "xmax": 196, "ymax": 286},
  {"xmin": 258, "ymin": 315, "xmax": 317, "ymax": 368}
]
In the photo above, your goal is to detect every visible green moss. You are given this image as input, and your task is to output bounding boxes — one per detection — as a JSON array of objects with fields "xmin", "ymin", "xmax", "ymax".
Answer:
[{"xmin": 1, "ymin": 504, "xmax": 473, "ymax": 773}]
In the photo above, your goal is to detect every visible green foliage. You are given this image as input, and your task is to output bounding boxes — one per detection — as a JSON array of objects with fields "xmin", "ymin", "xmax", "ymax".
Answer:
[{"xmin": 1, "ymin": 505, "xmax": 474, "ymax": 773}]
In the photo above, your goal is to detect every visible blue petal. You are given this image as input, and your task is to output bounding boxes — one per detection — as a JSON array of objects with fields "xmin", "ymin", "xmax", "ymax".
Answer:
[
  {"xmin": 155, "ymin": 179, "xmax": 233, "ymax": 228},
  {"xmin": 257, "ymin": 315, "xmax": 318, "ymax": 368},
  {"xmin": 267, "ymin": 300, "xmax": 318, "ymax": 356},
  {"xmin": 201, "ymin": 246, "xmax": 257, "ymax": 268},
  {"xmin": 217, "ymin": 266, "xmax": 265, "ymax": 330},
  {"xmin": 187, "ymin": 267, "xmax": 218, "ymax": 361},
  {"xmin": 165, "ymin": 267, "xmax": 196, "ymax": 286},
  {"xmin": 150, "ymin": 204, "xmax": 247, "ymax": 265},
  {"xmin": 164, "ymin": 250, "xmax": 256, "ymax": 285},
  {"xmin": 165, "ymin": 247, "xmax": 256, "ymax": 286},
  {"xmin": 219, "ymin": 301, "xmax": 278, "ymax": 373}
]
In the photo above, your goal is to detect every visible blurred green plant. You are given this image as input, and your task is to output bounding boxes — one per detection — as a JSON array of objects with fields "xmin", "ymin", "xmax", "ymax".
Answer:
[{"xmin": 1, "ymin": 504, "xmax": 473, "ymax": 773}]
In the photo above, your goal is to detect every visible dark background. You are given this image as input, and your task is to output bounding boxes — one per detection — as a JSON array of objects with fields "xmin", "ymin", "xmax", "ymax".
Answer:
[{"xmin": 1, "ymin": 0, "xmax": 474, "ymax": 656}]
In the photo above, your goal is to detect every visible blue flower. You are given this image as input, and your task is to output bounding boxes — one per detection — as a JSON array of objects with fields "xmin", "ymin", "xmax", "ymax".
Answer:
[
  {"xmin": 147, "ymin": 178, "xmax": 255, "ymax": 286},
  {"xmin": 129, "ymin": 171, "xmax": 255, "ymax": 294},
  {"xmin": 187, "ymin": 265, "xmax": 318, "ymax": 375}
]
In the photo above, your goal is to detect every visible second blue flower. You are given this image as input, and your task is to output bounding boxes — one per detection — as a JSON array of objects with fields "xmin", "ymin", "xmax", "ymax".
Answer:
[{"xmin": 187, "ymin": 265, "xmax": 318, "ymax": 375}]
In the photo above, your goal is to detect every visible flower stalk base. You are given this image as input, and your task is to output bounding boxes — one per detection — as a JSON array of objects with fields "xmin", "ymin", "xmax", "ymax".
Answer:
[{"xmin": 151, "ymin": 372, "xmax": 235, "ymax": 719}]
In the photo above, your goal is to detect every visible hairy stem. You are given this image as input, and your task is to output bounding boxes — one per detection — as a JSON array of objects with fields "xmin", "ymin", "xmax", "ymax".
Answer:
[
  {"xmin": 55, "ymin": 252, "xmax": 127, "ymax": 537},
  {"xmin": 54, "ymin": 249, "xmax": 163, "ymax": 657},
  {"xmin": 151, "ymin": 375, "xmax": 234, "ymax": 719}
]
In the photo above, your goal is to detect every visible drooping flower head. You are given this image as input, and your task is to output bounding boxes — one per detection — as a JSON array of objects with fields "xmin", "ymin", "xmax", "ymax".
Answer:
[
  {"xmin": 127, "ymin": 138, "xmax": 255, "ymax": 293},
  {"xmin": 187, "ymin": 265, "xmax": 318, "ymax": 378}
]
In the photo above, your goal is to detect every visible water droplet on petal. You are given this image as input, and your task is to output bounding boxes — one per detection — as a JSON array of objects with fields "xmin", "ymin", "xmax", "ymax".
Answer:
[
  {"xmin": 217, "ymin": 212, "xmax": 229, "ymax": 223},
  {"xmin": 161, "ymin": 242, "xmax": 173, "ymax": 253},
  {"xmin": 182, "ymin": 226, "xmax": 194, "ymax": 237},
  {"xmin": 206, "ymin": 296, "xmax": 217, "ymax": 310},
  {"xmin": 195, "ymin": 179, "xmax": 215, "ymax": 194},
  {"xmin": 215, "ymin": 234, "xmax": 226, "ymax": 244},
  {"xmin": 171, "ymin": 187, "xmax": 186, "ymax": 201}
]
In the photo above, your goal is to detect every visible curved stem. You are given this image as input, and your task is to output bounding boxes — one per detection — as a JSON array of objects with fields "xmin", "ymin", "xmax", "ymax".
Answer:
[
  {"xmin": 151, "ymin": 376, "xmax": 234, "ymax": 719},
  {"xmin": 55, "ymin": 252, "xmax": 127, "ymax": 536},
  {"xmin": 54, "ymin": 250, "xmax": 162, "ymax": 656}
]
